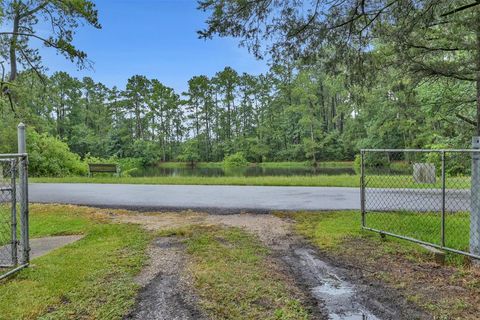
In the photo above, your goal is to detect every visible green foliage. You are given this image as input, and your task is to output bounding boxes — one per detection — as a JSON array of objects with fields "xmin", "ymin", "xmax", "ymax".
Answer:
[
  {"xmin": 223, "ymin": 152, "xmax": 248, "ymax": 167},
  {"xmin": 1, "ymin": 0, "xmax": 100, "ymax": 83},
  {"xmin": 28, "ymin": 130, "xmax": 88, "ymax": 177},
  {"xmin": 177, "ymin": 139, "xmax": 200, "ymax": 165},
  {"xmin": 353, "ymin": 154, "xmax": 361, "ymax": 174},
  {"xmin": 131, "ymin": 140, "xmax": 161, "ymax": 166},
  {"xmin": 423, "ymin": 143, "xmax": 470, "ymax": 176}
]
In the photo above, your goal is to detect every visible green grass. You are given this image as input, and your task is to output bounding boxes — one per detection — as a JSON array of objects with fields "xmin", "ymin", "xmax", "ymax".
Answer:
[
  {"xmin": 162, "ymin": 225, "xmax": 310, "ymax": 320},
  {"xmin": 287, "ymin": 210, "xmax": 471, "ymax": 264},
  {"xmin": 31, "ymin": 174, "xmax": 360, "ymax": 186},
  {"xmin": 283, "ymin": 211, "xmax": 364, "ymax": 249},
  {"xmin": 0, "ymin": 204, "xmax": 151, "ymax": 320},
  {"xmin": 31, "ymin": 174, "xmax": 472, "ymax": 188},
  {"xmin": 367, "ymin": 211, "xmax": 470, "ymax": 251},
  {"xmin": 255, "ymin": 161, "xmax": 311, "ymax": 168}
]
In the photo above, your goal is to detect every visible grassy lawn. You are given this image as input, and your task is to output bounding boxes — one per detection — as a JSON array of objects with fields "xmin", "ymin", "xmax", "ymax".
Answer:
[
  {"xmin": 160, "ymin": 225, "xmax": 310, "ymax": 319},
  {"xmin": 366, "ymin": 211, "xmax": 470, "ymax": 251},
  {"xmin": 31, "ymin": 174, "xmax": 361, "ymax": 187},
  {"xmin": 0, "ymin": 204, "xmax": 151, "ymax": 320},
  {"xmin": 285, "ymin": 211, "xmax": 480, "ymax": 319},
  {"xmin": 31, "ymin": 174, "xmax": 472, "ymax": 188},
  {"xmin": 288, "ymin": 210, "xmax": 471, "ymax": 263}
]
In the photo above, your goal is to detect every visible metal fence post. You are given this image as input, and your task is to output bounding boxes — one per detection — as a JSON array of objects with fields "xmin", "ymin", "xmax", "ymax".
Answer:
[
  {"xmin": 471, "ymin": 137, "xmax": 480, "ymax": 261},
  {"xmin": 10, "ymin": 159, "xmax": 17, "ymax": 266},
  {"xmin": 360, "ymin": 150, "xmax": 366, "ymax": 228},
  {"xmin": 441, "ymin": 151, "xmax": 446, "ymax": 247},
  {"xmin": 17, "ymin": 123, "xmax": 29, "ymax": 265}
]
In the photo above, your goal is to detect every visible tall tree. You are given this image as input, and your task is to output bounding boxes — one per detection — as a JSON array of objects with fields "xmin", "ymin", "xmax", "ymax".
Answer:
[
  {"xmin": 199, "ymin": 0, "xmax": 480, "ymax": 133},
  {"xmin": 0, "ymin": 0, "xmax": 100, "ymax": 82}
]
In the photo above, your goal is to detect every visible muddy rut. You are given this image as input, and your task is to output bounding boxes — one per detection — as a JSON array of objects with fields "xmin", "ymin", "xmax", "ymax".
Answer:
[{"xmin": 117, "ymin": 212, "xmax": 428, "ymax": 320}]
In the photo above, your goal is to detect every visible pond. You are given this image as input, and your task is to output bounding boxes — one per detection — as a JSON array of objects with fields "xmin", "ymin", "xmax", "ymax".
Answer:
[{"xmin": 130, "ymin": 166, "xmax": 356, "ymax": 177}]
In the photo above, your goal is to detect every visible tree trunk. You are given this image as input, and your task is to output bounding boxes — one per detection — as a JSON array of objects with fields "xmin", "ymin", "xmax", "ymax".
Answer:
[
  {"xmin": 477, "ymin": 12, "xmax": 480, "ymax": 135},
  {"xmin": 9, "ymin": 12, "xmax": 20, "ymax": 82}
]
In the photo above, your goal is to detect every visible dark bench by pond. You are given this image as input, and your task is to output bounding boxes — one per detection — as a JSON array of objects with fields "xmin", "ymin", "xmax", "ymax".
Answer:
[{"xmin": 88, "ymin": 163, "xmax": 120, "ymax": 177}]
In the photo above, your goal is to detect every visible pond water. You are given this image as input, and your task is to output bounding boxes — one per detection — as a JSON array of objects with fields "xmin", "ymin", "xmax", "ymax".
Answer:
[{"xmin": 130, "ymin": 166, "xmax": 356, "ymax": 177}]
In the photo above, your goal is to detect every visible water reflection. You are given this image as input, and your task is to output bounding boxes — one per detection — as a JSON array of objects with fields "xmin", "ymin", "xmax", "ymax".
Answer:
[{"xmin": 131, "ymin": 166, "xmax": 356, "ymax": 177}]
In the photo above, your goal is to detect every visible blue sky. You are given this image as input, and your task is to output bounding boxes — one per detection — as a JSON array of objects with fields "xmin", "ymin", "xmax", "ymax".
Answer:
[{"xmin": 40, "ymin": 0, "xmax": 268, "ymax": 93}]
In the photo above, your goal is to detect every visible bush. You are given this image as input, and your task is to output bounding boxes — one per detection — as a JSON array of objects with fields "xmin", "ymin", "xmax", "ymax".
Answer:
[
  {"xmin": 28, "ymin": 130, "xmax": 88, "ymax": 177},
  {"xmin": 223, "ymin": 152, "xmax": 248, "ymax": 167},
  {"xmin": 177, "ymin": 139, "xmax": 200, "ymax": 166},
  {"xmin": 354, "ymin": 153, "xmax": 392, "ymax": 174},
  {"xmin": 353, "ymin": 154, "xmax": 361, "ymax": 173},
  {"xmin": 131, "ymin": 140, "xmax": 161, "ymax": 166}
]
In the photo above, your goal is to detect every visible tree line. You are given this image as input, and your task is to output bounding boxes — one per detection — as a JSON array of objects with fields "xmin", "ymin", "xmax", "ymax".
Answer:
[
  {"xmin": 1, "ymin": 56, "xmax": 474, "ymax": 168},
  {"xmin": 1, "ymin": 63, "xmax": 352, "ymax": 164}
]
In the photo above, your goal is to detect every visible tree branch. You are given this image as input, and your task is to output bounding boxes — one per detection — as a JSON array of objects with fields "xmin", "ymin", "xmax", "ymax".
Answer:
[
  {"xmin": 18, "ymin": 46, "xmax": 46, "ymax": 84},
  {"xmin": 441, "ymin": 1, "xmax": 480, "ymax": 17},
  {"xmin": 456, "ymin": 113, "xmax": 477, "ymax": 126},
  {"xmin": 0, "ymin": 31, "xmax": 60, "ymax": 48}
]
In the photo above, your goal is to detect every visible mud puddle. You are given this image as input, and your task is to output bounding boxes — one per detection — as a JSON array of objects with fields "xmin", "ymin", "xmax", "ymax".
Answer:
[
  {"xmin": 124, "ymin": 237, "xmax": 206, "ymax": 320},
  {"xmin": 290, "ymin": 247, "xmax": 379, "ymax": 319}
]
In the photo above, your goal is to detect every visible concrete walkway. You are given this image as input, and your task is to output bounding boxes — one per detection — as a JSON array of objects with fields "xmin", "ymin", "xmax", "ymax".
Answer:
[
  {"xmin": 30, "ymin": 235, "xmax": 84, "ymax": 259},
  {"xmin": 29, "ymin": 183, "xmax": 470, "ymax": 212},
  {"xmin": 0, "ymin": 235, "xmax": 83, "ymax": 264}
]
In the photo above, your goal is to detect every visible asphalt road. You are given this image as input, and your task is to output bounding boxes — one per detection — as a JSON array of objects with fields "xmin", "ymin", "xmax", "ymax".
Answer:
[{"xmin": 29, "ymin": 183, "xmax": 470, "ymax": 213}]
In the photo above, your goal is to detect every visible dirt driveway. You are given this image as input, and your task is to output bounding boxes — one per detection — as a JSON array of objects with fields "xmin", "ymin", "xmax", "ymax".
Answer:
[{"xmin": 115, "ymin": 211, "xmax": 428, "ymax": 320}]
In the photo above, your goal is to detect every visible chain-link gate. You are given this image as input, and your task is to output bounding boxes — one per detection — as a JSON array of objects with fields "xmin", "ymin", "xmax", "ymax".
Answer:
[
  {"xmin": 361, "ymin": 149, "xmax": 480, "ymax": 260},
  {"xmin": 0, "ymin": 153, "xmax": 29, "ymax": 280}
]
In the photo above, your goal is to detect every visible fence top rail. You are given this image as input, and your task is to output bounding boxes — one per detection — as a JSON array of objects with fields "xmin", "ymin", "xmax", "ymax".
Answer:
[
  {"xmin": 361, "ymin": 149, "xmax": 480, "ymax": 153},
  {"xmin": 0, "ymin": 153, "xmax": 28, "ymax": 159}
]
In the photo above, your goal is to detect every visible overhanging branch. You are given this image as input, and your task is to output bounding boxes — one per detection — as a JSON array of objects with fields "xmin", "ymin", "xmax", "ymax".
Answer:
[{"xmin": 441, "ymin": 1, "xmax": 480, "ymax": 17}]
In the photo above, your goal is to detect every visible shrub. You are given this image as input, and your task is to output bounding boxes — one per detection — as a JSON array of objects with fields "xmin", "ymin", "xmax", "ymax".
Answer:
[
  {"xmin": 28, "ymin": 130, "xmax": 88, "ymax": 177},
  {"xmin": 354, "ymin": 153, "xmax": 391, "ymax": 174},
  {"xmin": 223, "ymin": 152, "xmax": 248, "ymax": 167},
  {"xmin": 131, "ymin": 140, "xmax": 161, "ymax": 166},
  {"xmin": 353, "ymin": 154, "xmax": 361, "ymax": 173},
  {"xmin": 177, "ymin": 139, "xmax": 200, "ymax": 166}
]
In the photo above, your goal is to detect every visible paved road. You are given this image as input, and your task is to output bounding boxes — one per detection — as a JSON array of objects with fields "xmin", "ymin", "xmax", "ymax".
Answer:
[{"xmin": 29, "ymin": 183, "xmax": 470, "ymax": 212}]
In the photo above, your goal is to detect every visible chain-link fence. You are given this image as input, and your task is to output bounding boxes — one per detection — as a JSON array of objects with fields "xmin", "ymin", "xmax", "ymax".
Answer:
[
  {"xmin": 360, "ymin": 149, "xmax": 480, "ymax": 260},
  {"xmin": 0, "ymin": 153, "xmax": 29, "ymax": 280}
]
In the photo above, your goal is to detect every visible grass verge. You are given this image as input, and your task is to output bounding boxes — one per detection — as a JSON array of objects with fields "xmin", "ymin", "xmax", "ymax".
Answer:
[
  {"xmin": 0, "ymin": 204, "xmax": 151, "ymax": 320},
  {"xmin": 285, "ymin": 211, "xmax": 480, "ymax": 319},
  {"xmin": 31, "ymin": 175, "xmax": 360, "ymax": 187},
  {"xmin": 161, "ymin": 225, "xmax": 310, "ymax": 320},
  {"xmin": 31, "ymin": 174, "xmax": 471, "ymax": 188}
]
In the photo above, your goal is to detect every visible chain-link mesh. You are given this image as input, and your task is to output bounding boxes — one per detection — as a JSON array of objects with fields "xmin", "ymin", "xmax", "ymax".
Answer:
[
  {"xmin": 361, "ymin": 149, "xmax": 480, "ymax": 260},
  {"xmin": 0, "ymin": 155, "xmax": 29, "ymax": 279}
]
